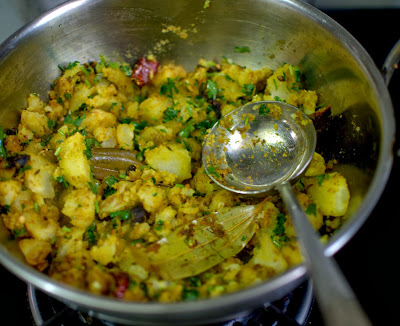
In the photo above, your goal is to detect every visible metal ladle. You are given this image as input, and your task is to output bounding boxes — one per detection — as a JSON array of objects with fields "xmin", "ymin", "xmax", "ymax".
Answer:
[{"xmin": 202, "ymin": 101, "xmax": 372, "ymax": 326}]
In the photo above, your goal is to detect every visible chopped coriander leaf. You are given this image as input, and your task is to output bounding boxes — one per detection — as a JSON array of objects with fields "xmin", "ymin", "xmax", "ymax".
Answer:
[
  {"xmin": 105, "ymin": 175, "xmax": 119, "ymax": 187},
  {"xmin": 242, "ymin": 84, "xmax": 255, "ymax": 96},
  {"xmin": 234, "ymin": 46, "xmax": 251, "ymax": 53},
  {"xmin": 56, "ymin": 175, "xmax": 69, "ymax": 188},
  {"xmin": 273, "ymin": 79, "xmax": 278, "ymax": 90},
  {"xmin": 182, "ymin": 288, "xmax": 199, "ymax": 301},
  {"xmin": 13, "ymin": 228, "xmax": 26, "ymax": 237},
  {"xmin": 94, "ymin": 73, "xmax": 104, "ymax": 85},
  {"xmin": 119, "ymin": 64, "xmax": 132, "ymax": 77},
  {"xmin": 64, "ymin": 114, "xmax": 86, "ymax": 128},
  {"xmin": 188, "ymin": 276, "xmax": 202, "ymax": 287},
  {"xmin": 18, "ymin": 166, "xmax": 32, "ymax": 174},
  {"xmin": 64, "ymin": 92, "xmax": 72, "ymax": 100},
  {"xmin": 84, "ymin": 79, "xmax": 92, "ymax": 88},
  {"xmin": 258, "ymin": 104, "xmax": 270, "ymax": 116},
  {"xmin": 80, "ymin": 65, "xmax": 90, "ymax": 76},
  {"xmin": 178, "ymin": 119, "xmax": 195, "ymax": 138},
  {"xmin": 131, "ymin": 120, "xmax": 148, "ymax": 130},
  {"xmin": 110, "ymin": 210, "xmax": 130, "ymax": 220},
  {"xmin": 270, "ymin": 213, "xmax": 290, "ymax": 248},
  {"xmin": 88, "ymin": 181, "xmax": 99, "ymax": 194},
  {"xmin": 120, "ymin": 118, "xmax": 133, "ymax": 124},
  {"xmin": 160, "ymin": 78, "xmax": 178, "ymax": 98},
  {"xmin": 94, "ymin": 200, "xmax": 99, "ymax": 214},
  {"xmin": 195, "ymin": 118, "xmax": 217, "ymax": 134},
  {"xmin": 40, "ymin": 134, "xmax": 52, "ymax": 147},
  {"xmin": 206, "ymin": 166, "xmax": 220, "ymax": 178},
  {"xmin": 305, "ymin": 203, "xmax": 317, "ymax": 216},
  {"xmin": 0, "ymin": 126, "xmax": 7, "ymax": 159},
  {"xmin": 206, "ymin": 79, "xmax": 218, "ymax": 101},
  {"xmin": 47, "ymin": 119, "xmax": 57, "ymax": 129},
  {"xmin": 175, "ymin": 184, "xmax": 184, "ymax": 188},
  {"xmin": 33, "ymin": 202, "xmax": 39, "ymax": 213},
  {"xmin": 316, "ymin": 174, "xmax": 330, "ymax": 186},
  {"xmin": 132, "ymin": 238, "xmax": 145, "ymax": 245},
  {"xmin": 85, "ymin": 223, "xmax": 98, "ymax": 246},
  {"xmin": 83, "ymin": 137, "xmax": 100, "ymax": 159},
  {"xmin": 62, "ymin": 226, "xmax": 71, "ymax": 232},
  {"xmin": 54, "ymin": 146, "xmax": 62, "ymax": 156},
  {"xmin": 163, "ymin": 107, "xmax": 178, "ymax": 122},
  {"xmin": 65, "ymin": 61, "xmax": 79, "ymax": 70}
]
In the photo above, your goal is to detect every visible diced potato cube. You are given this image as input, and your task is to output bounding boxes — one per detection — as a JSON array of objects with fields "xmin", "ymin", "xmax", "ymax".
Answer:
[
  {"xmin": 61, "ymin": 186, "xmax": 96, "ymax": 228},
  {"xmin": 25, "ymin": 212, "xmax": 59, "ymax": 242},
  {"xmin": 154, "ymin": 206, "xmax": 178, "ymax": 236},
  {"xmin": 209, "ymin": 190, "xmax": 239, "ymax": 211},
  {"xmin": 151, "ymin": 64, "xmax": 187, "ymax": 88},
  {"xmin": 90, "ymin": 234, "xmax": 119, "ymax": 266},
  {"xmin": 145, "ymin": 144, "xmax": 191, "ymax": 183},
  {"xmin": 296, "ymin": 192, "xmax": 323, "ymax": 230},
  {"xmin": 81, "ymin": 108, "xmax": 117, "ymax": 133},
  {"xmin": 305, "ymin": 152, "xmax": 326, "ymax": 177},
  {"xmin": 58, "ymin": 132, "xmax": 91, "ymax": 188},
  {"xmin": 190, "ymin": 167, "xmax": 219, "ymax": 194},
  {"xmin": 116, "ymin": 124, "xmax": 135, "ymax": 150},
  {"xmin": 265, "ymin": 63, "xmax": 318, "ymax": 115},
  {"xmin": 305, "ymin": 172, "xmax": 350, "ymax": 216},
  {"xmin": 93, "ymin": 126, "xmax": 117, "ymax": 148},
  {"xmin": 250, "ymin": 231, "xmax": 288, "ymax": 273},
  {"xmin": 24, "ymin": 154, "xmax": 57, "ymax": 199},
  {"xmin": 20, "ymin": 110, "xmax": 49, "ymax": 137},
  {"xmin": 103, "ymin": 66, "xmax": 135, "ymax": 97},
  {"xmin": 138, "ymin": 95, "xmax": 173, "ymax": 125},
  {"xmin": 0, "ymin": 180, "xmax": 21, "ymax": 206},
  {"xmin": 69, "ymin": 83, "xmax": 96, "ymax": 112},
  {"xmin": 137, "ymin": 183, "xmax": 167, "ymax": 213},
  {"xmin": 26, "ymin": 94, "xmax": 45, "ymax": 113},
  {"xmin": 19, "ymin": 238, "xmax": 52, "ymax": 271},
  {"xmin": 99, "ymin": 181, "xmax": 141, "ymax": 218}
]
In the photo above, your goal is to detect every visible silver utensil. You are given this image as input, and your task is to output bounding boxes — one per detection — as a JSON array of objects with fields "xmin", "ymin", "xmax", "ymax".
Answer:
[{"xmin": 202, "ymin": 101, "xmax": 372, "ymax": 326}]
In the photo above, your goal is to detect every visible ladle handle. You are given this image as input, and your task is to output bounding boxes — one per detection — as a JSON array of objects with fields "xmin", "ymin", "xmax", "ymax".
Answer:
[{"xmin": 277, "ymin": 182, "xmax": 372, "ymax": 326}]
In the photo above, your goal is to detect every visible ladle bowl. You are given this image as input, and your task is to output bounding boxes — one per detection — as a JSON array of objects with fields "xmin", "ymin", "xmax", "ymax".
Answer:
[{"xmin": 202, "ymin": 101, "xmax": 316, "ymax": 195}]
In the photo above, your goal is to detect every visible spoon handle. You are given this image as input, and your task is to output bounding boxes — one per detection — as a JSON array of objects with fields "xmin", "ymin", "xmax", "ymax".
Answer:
[{"xmin": 277, "ymin": 182, "xmax": 372, "ymax": 326}]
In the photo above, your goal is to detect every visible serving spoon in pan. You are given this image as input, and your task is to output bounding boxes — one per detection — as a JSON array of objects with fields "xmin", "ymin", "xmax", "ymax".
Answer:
[{"xmin": 202, "ymin": 101, "xmax": 372, "ymax": 326}]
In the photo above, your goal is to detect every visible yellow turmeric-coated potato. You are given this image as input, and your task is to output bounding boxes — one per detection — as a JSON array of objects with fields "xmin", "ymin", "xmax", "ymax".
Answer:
[
  {"xmin": 58, "ymin": 132, "xmax": 91, "ymax": 188},
  {"xmin": 305, "ymin": 172, "xmax": 350, "ymax": 216}
]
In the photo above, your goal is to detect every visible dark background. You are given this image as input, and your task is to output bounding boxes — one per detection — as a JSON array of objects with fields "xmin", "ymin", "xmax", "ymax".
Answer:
[{"xmin": 0, "ymin": 8, "xmax": 399, "ymax": 326}]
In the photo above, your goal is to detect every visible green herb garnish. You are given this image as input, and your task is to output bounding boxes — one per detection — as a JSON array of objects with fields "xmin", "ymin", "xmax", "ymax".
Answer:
[
  {"xmin": 160, "ymin": 78, "xmax": 178, "ymax": 98},
  {"xmin": 206, "ymin": 79, "xmax": 218, "ymax": 101},
  {"xmin": 234, "ymin": 46, "xmax": 251, "ymax": 53},
  {"xmin": 110, "ymin": 210, "xmax": 130, "ymax": 221},
  {"xmin": 0, "ymin": 126, "xmax": 7, "ymax": 159}
]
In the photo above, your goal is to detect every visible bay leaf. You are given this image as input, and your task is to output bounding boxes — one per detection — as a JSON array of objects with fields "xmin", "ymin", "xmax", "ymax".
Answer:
[{"xmin": 145, "ymin": 200, "xmax": 267, "ymax": 280}]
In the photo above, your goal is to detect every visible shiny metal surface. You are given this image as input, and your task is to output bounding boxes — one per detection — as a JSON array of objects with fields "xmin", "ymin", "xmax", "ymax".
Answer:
[
  {"xmin": 0, "ymin": 0, "xmax": 395, "ymax": 324},
  {"xmin": 203, "ymin": 101, "xmax": 316, "ymax": 195}
]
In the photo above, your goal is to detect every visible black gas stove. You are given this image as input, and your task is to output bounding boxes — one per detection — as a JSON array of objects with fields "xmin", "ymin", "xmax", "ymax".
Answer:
[{"xmin": 0, "ymin": 8, "xmax": 399, "ymax": 326}]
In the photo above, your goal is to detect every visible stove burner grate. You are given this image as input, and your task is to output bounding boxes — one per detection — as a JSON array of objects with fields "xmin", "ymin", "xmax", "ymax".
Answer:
[{"xmin": 27, "ymin": 281, "xmax": 313, "ymax": 326}]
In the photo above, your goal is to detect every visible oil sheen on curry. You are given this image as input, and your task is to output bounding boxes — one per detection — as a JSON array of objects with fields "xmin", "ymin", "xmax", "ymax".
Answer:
[{"xmin": 0, "ymin": 54, "xmax": 350, "ymax": 302}]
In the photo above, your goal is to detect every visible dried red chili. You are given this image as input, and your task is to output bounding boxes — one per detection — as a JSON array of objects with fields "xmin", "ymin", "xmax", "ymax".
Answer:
[
  {"xmin": 113, "ymin": 272, "xmax": 130, "ymax": 298},
  {"xmin": 131, "ymin": 57, "xmax": 159, "ymax": 87}
]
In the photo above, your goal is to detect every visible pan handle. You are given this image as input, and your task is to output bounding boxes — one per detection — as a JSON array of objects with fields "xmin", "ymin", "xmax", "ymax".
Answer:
[{"xmin": 382, "ymin": 39, "xmax": 400, "ymax": 86}]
